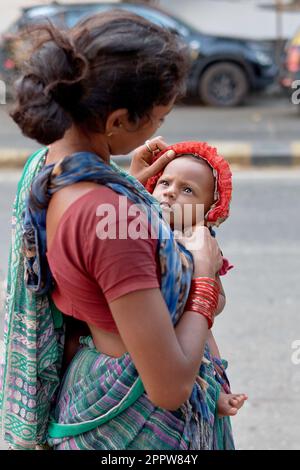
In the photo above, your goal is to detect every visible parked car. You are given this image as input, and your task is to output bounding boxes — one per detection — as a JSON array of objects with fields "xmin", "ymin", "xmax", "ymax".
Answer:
[
  {"xmin": 0, "ymin": 1, "xmax": 278, "ymax": 106},
  {"xmin": 280, "ymin": 28, "xmax": 300, "ymax": 92}
]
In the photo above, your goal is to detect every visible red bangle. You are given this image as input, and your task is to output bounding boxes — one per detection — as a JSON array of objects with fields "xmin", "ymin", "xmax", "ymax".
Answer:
[{"xmin": 185, "ymin": 277, "xmax": 220, "ymax": 329}]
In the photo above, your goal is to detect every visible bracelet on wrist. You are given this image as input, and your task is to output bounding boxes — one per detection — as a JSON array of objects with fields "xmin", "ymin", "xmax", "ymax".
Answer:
[{"xmin": 185, "ymin": 277, "xmax": 220, "ymax": 329}]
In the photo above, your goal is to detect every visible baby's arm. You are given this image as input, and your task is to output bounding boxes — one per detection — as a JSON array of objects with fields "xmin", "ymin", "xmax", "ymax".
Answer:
[
  {"xmin": 206, "ymin": 330, "xmax": 221, "ymax": 359},
  {"xmin": 215, "ymin": 274, "xmax": 226, "ymax": 316},
  {"xmin": 206, "ymin": 275, "xmax": 225, "ymax": 359},
  {"xmin": 207, "ymin": 276, "xmax": 248, "ymax": 415}
]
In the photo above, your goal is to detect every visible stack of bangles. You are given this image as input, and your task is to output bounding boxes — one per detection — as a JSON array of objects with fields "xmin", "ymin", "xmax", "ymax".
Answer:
[{"xmin": 185, "ymin": 277, "xmax": 220, "ymax": 329}]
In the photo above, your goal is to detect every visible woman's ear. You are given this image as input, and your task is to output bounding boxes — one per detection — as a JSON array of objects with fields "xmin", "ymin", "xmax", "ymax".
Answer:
[{"xmin": 105, "ymin": 108, "xmax": 129, "ymax": 137}]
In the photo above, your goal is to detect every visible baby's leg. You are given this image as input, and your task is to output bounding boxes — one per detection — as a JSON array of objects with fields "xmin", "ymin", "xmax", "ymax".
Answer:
[{"xmin": 217, "ymin": 392, "xmax": 248, "ymax": 417}]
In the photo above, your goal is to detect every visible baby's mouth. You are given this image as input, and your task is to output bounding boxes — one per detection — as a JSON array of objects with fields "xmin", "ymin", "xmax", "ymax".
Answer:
[{"xmin": 159, "ymin": 201, "xmax": 173, "ymax": 212}]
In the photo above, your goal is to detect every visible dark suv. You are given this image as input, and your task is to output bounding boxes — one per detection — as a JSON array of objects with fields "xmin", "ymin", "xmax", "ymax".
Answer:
[{"xmin": 0, "ymin": 1, "xmax": 278, "ymax": 106}]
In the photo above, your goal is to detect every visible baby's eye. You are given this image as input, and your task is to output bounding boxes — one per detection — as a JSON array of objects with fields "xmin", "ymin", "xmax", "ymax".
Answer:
[
  {"xmin": 159, "ymin": 180, "xmax": 169, "ymax": 186},
  {"xmin": 183, "ymin": 187, "xmax": 192, "ymax": 194}
]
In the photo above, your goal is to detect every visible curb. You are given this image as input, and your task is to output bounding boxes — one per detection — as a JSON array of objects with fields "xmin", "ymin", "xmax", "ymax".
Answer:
[{"xmin": 0, "ymin": 142, "xmax": 300, "ymax": 168}]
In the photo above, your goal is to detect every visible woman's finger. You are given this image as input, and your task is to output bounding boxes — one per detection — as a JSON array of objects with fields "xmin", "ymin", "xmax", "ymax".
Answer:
[
  {"xmin": 142, "ymin": 149, "xmax": 176, "ymax": 180},
  {"xmin": 135, "ymin": 137, "xmax": 169, "ymax": 164},
  {"xmin": 130, "ymin": 137, "xmax": 172, "ymax": 183},
  {"xmin": 179, "ymin": 225, "xmax": 207, "ymax": 251},
  {"xmin": 145, "ymin": 136, "xmax": 168, "ymax": 153}
]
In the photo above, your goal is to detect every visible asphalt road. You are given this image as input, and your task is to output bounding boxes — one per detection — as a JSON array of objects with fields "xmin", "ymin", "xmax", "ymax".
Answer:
[
  {"xmin": 0, "ymin": 93, "xmax": 300, "ymax": 153},
  {"xmin": 0, "ymin": 167, "xmax": 299, "ymax": 450}
]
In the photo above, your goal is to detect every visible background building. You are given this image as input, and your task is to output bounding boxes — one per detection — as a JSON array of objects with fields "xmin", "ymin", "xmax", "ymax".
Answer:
[{"xmin": 1, "ymin": 0, "xmax": 300, "ymax": 40}]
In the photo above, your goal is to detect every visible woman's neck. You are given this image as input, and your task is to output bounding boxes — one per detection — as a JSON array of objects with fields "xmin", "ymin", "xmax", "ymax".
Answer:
[{"xmin": 45, "ymin": 125, "xmax": 110, "ymax": 166}]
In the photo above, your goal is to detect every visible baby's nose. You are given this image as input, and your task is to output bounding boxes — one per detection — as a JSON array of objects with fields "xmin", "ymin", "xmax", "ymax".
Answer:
[{"xmin": 163, "ymin": 186, "xmax": 176, "ymax": 199}]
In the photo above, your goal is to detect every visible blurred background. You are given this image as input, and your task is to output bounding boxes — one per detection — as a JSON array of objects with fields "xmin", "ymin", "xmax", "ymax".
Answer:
[{"xmin": 0, "ymin": 0, "xmax": 300, "ymax": 450}]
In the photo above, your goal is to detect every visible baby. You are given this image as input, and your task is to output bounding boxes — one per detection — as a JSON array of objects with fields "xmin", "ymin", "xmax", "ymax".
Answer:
[{"xmin": 146, "ymin": 141, "xmax": 247, "ymax": 418}]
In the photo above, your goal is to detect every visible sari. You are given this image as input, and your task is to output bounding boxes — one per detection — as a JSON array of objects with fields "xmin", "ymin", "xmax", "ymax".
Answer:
[{"xmin": 0, "ymin": 148, "xmax": 234, "ymax": 450}]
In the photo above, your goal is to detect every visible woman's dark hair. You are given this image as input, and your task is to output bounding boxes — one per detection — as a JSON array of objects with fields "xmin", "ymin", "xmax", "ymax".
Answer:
[{"xmin": 11, "ymin": 10, "xmax": 189, "ymax": 145}]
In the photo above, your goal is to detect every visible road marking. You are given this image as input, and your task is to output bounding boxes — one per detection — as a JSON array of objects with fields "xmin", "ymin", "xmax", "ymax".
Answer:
[
  {"xmin": 212, "ymin": 141, "xmax": 252, "ymax": 166},
  {"xmin": 232, "ymin": 169, "xmax": 300, "ymax": 179},
  {"xmin": 291, "ymin": 142, "xmax": 300, "ymax": 166}
]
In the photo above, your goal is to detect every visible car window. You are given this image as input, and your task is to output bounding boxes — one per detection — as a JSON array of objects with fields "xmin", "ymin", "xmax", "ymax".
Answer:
[
  {"xmin": 120, "ymin": 5, "xmax": 189, "ymax": 37},
  {"xmin": 18, "ymin": 12, "xmax": 66, "ymax": 29},
  {"xmin": 13, "ymin": 4, "xmax": 190, "ymax": 36},
  {"xmin": 65, "ymin": 6, "xmax": 109, "ymax": 28},
  {"xmin": 65, "ymin": 4, "xmax": 189, "ymax": 36}
]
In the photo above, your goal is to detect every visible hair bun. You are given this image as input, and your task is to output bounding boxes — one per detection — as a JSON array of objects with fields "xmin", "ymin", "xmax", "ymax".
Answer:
[
  {"xmin": 11, "ymin": 71, "xmax": 72, "ymax": 145},
  {"xmin": 44, "ymin": 43, "xmax": 88, "ymax": 109},
  {"xmin": 10, "ymin": 30, "xmax": 88, "ymax": 145}
]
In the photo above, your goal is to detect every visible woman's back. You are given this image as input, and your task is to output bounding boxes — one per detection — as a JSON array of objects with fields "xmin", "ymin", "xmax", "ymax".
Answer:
[
  {"xmin": 47, "ymin": 181, "xmax": 126, "ymax": 358},
  {"xmin": 46, "ymin": 180, "xmax": 159, "ymax": 359}
]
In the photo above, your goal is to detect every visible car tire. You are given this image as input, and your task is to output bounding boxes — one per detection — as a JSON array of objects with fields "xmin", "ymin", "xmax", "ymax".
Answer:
[{"xmin": 199, "ymin": 62, "xmax": 249, "ymax": 107}]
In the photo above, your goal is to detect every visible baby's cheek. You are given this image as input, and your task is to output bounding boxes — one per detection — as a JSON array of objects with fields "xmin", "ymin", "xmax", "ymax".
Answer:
[{"xmin": 152, "ymin": 186, "xmax": 160, "ymax": 199}]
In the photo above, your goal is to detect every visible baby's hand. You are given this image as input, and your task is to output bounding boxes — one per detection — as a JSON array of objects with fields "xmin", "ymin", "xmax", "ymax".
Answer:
[{"xmin": 217, "ymin": 392, "xmax": 248, "ymax": 417}]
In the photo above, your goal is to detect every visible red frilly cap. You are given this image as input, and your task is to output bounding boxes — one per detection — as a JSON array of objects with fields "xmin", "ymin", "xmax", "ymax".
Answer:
[{"xmin": 145, "ymin": 141, "xmax": 232, "ymax": 227}]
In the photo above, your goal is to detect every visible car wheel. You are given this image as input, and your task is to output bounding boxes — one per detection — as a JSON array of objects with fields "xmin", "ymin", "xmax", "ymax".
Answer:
[{"xmin": 199, "ymin": 62, "xmax": 249, "ymax": 107}]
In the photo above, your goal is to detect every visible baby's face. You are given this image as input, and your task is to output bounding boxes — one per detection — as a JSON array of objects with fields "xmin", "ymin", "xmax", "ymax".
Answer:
[{"xmin": 152, "ymin": 155, "xmax": 215, "ymax": 230}]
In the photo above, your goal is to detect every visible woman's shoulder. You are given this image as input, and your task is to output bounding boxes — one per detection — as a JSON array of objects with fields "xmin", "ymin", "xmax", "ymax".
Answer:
[
  {"xmin": 46, "ymin": 183, "xmax": 123, "ymax": 249},
  {"xmin": 48, "ymin": 183, "xmax": 122, "ymax": 218},
  {"xmin": 47, "ymin": 181, "xmax": 152, "ymax": 245}
]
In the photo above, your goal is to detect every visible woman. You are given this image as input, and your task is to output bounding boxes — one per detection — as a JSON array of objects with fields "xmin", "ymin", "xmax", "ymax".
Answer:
[{"xmin": 0, "ymin": 11, "xmax": 234, "ymax": 450}]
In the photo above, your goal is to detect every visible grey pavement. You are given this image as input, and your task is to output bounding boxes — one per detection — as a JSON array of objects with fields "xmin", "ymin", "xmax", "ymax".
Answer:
[
  {"xmin": 0, "ymin": 168, "xmax": 300, "ymax": 450},
  {"xmin": 213, "ymin": 169, "xmax": 300, "ymax": 450}
]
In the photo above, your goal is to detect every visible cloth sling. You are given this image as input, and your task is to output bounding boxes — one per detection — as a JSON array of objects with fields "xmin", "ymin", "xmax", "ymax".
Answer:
[{"xmin": 0, "ymin": 148, "xmax": 234, "ymax": 450}]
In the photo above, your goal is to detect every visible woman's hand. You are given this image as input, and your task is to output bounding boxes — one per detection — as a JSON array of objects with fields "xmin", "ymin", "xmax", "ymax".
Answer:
[
  {"xmin": 130, "ymin": 136, "xmax": 176, "ymax": 184},
  {"xmin": 179, "ymin": 225, "xmax": 223, "ymax": 278}
]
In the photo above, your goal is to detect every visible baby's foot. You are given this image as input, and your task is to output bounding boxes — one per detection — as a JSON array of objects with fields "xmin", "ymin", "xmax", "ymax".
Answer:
[{"xmin": 217, "ymin": 392, "xmax": 248, "ymax": 417}]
